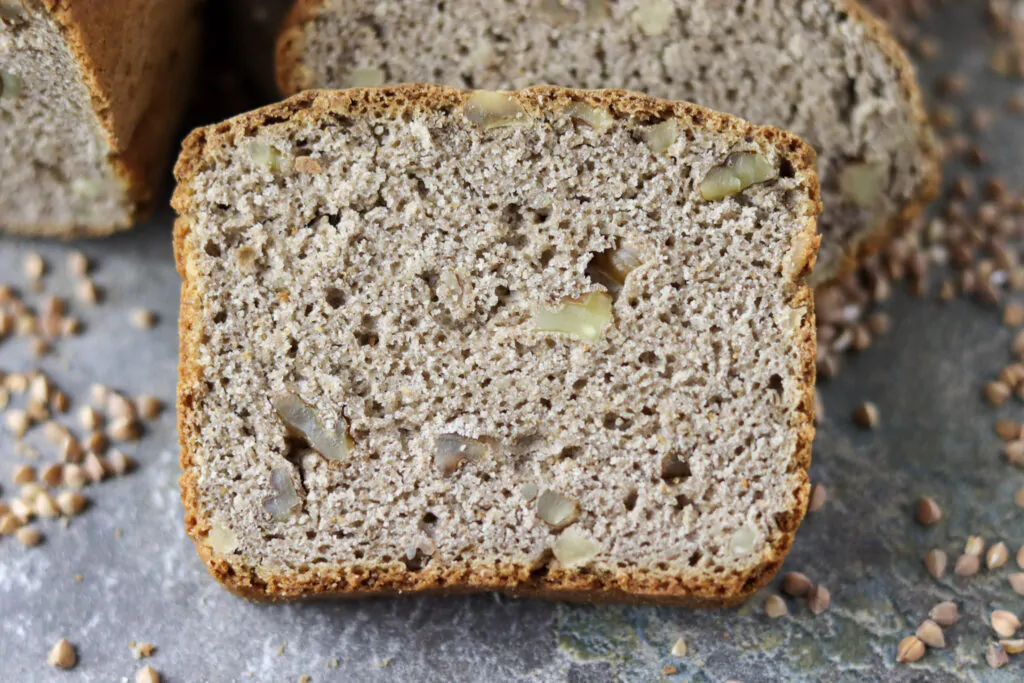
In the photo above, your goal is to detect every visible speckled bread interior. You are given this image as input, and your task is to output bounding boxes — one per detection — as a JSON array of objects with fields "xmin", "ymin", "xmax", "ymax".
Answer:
[
  {"xmin": 277, "ymin": 0, "xmax": 938, "ymax": 284},
  {"xmin": 173, "ymin": 85, "xmax": 820, "ymax": 604}
]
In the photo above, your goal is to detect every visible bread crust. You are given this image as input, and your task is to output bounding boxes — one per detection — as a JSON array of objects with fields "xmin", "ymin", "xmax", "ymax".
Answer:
[
  {"xmin": 173, "ymin": 84, "xmax": 820, "ymax": 605},
  {"xmin": 819, "ymin": 0, "xmax": 940, "ymax": 283},
  {"xmin": 274, "ymin": 0, "xmax": 938, "ymax": 285},
  {"xmin": 3, "ymin": 0, "xmax": 201, "ymax": 236}
]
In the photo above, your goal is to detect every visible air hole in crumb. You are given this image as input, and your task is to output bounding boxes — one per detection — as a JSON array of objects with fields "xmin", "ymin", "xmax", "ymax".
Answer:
[
  {"xmin": 539, "ymin": 397, "xmax": 552, "ymax": 410},
  {"xmin": 661, "ymin": 453, "xmax": 691, "ymax": 481},
  {"xmin": 559, "ymin": 445, "xmax": 581, "ymax": 460},
  {"xmin": 538, "ymin": 247, "xmax": 555, "ymax": 268},
  {"xmin": 639, "ymin": 351, "xmax": 657, "ymax": 365},
  {"xmin": 603, "ymin": 413, "xmax": 633, "ymax": 431},
  {"xmin": 572, "ymin": 378, "xmax": 587, "ymax": 391},
  {"xmin": 768, "ymin": 374, "xmax": 784, "ymax": 399},
  {"xmin": 675, "ymin": 494, "xmax": 692, "ymax": 510},
  {"xmin": 353, "ymin": 549, "xmax": 364, "ymax": 559},
  {"xmin": 204, "ymin": 241, "xmax": 222, "ymax": 258},
  {"xmin": 779, "ymin": 158, "xmax": 796, "ymax": 178},
  {"xmin": 305, "ymin": 530, "xmax": 316, "ymax": 540},
  {"xmin": 688, "ymin": 550, "xmax": 702, "ymax": 566},
  {"xmin": 212, "ymin": 310, "xmax": 227, "ymax": 324},
  {"xmin": 422, "ymin": 512, "xmax": 438, "ymax": 525},
  {"xmin": 356, "ymin": 331, "xmax": 378, "ymax": 347},
  {"xmin": 624, "ymin": 489, "xmax": 638, "ymax": 511},
  {"xmin": 402, "ymin": 551, "xmax": 426, "ymax": 572},
  {"xmin": 325, "ymin": 287, "xmax": 345, "ymax": 309},
  {"xmin": 641, "ymin": 406, "xmax": 656, "ymax": 416}
]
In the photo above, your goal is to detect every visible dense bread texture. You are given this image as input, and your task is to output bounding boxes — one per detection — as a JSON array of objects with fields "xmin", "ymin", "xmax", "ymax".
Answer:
[
  {"xmin": 0, "ymin": 0, "xmax": 201, "ymax": 236},
  {"xmin": 277, "ymin": 0, "xmax": 937, "ymax": 284},
  {"xmin": 173, "ymin": 85, "xmax": 820, "ymax": 604}
]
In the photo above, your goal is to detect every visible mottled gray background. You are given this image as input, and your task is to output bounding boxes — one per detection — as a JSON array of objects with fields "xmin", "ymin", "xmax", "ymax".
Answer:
[{"xmin": 1, "ymin": 2, "xmax": 1022, "ymax": 681}]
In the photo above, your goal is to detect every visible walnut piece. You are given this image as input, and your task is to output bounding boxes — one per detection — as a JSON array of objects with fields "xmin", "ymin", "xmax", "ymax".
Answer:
[
  {"xmin": 272, "ymin": 392, "xmax": 352, "ymax": 462},
  {"xmin": 633, "ymin": 0, "xmax": 675, "ymax": 36},
  {"xmin": 207, "ymin": 522, "xmax": 238, "ymax": 554},
  {"xmin": 564, "ymin": 102, "xmax": 614, "ymax": 133},
  {"xmin": 247, "ymin": 141, "xmax": 283, "ymax": 172},
  {"xmin": 552, "ymin": 529, "xmax": 601, "ymax": 567},
  {"xmin": 645, "ymin": 119, "xmax": 678, "ymax": 155},
  {"xmin": 700, "ymin": 152, "xmax": 778, "ymax": 201},
  {"xmin": 464, "ymin": 91, "xmax": 529, "ymax": 130},
  {"xmin": 536, "ymin": 490, "xmax": 579, "ymax": 529},
  {"xmin": 263, "ymin": 468, "xmax": 301, "ymax": 521},
  {"xmin": 533, "ymin": 291, "xmax": 613, "ymax": 342},
  {"xmin": 434, "ymin": 434, "xmax": 487, "ymax": 475}
]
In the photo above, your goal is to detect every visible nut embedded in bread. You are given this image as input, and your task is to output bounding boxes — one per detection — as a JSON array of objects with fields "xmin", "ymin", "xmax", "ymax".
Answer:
[
  {"xmin": 0, "ymin": 0, "xmax": 201, "ymax": 236},
  {"xmin": 173, "ymin": 84, "xmax": 820, "ymax": 604},
  {"xmin": 277, "ymin": 0, "xmax": 938, "ymax": 284}
]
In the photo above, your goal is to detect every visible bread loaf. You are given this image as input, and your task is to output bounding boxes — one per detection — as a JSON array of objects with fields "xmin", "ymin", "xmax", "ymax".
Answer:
[{"xmin": 0, "ymin": 0, "xmax": 201, "ymax": 236}]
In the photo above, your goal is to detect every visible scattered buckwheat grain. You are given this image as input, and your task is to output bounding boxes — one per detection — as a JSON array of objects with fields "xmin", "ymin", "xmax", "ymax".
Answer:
[
  {"xmin": 853, "ymin": 402, "xmax": 879, "ymax": 429},
  {"xmin": 915, "ymin": 496, "xmax": 942, "ymax": 525},
  {"xmin": 988, "ymin": 542, "xmax": 1010, "ymax": 569},
  {"xmin": 764, "ymin": 595, "xmax": 788, "ymax": 618},
  {"xmin": 23, "ymin": 253, "xmax": 44, "ymax": 279},
  {"xmin": 11, "ymin": 464, "xmax": 34, "ymax": 485},
  {"xmin": 988, "ymin": 643, "xmax": 1009, "ymax": 669},
  {"xmin": 896, "ymin": 635, "xmax": 925, "ymax": 663},
  {"xmin": 16, "ymin": 526, "xmax": 41, "ymax": 547},
  {"xmin": 992, "ymin": 610, "xmax": 1021, "ymax": 637},
  {"xmin": 782, "ymin": 572, "xmax": 813, "ymax": 597},
  {"xmin": 965, "ymin": 536, "xmax": 986, "ymax": 556},
  {"xmin": 136, "ymin": 665, "xmax": 160, "ymax": 683},
  {"xmin": 808, "ymin": 585, "xmax": 831, "ymax": 615},
  {"xmin": 955, "ymin": 553, "xmax": 981, "ymax": 576},
  {"xmin": 924, "ymin": 549, "xmax": 948, "ymax": 579},
  {"xmin": 56, "ymin": 491, "xmax": 86, "ymax": 517},
  {"xmin": 130, "ymin": 309, "xmax": 156, "ymax": 329},
  {"xmin": 808, "ymin": 483, "xmax": 827, "ymax": 512},
  {"xmin": 47, "ymin": 639, "xmax": 76, "ymax": 669},
  {"xmin": 916, "ymin": 620, "xmax": 945, "ymax": 649}
]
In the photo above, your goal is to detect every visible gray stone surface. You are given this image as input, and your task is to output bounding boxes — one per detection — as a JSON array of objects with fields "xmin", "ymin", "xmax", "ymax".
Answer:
[{"xmin": 1, "ymin": 2, "xmax": 1022, "ymax": 681}]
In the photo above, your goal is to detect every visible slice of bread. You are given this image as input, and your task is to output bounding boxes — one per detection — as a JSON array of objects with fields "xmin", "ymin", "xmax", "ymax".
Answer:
[
  {"xmin": 173, "ymin": 84, "xmax": 820, "ymax": 604},
  {"xmin": 0, "ymin": 0, "xmax": 201, "ymax": 236},
  {"xmin": 276, "ymin": 0, "xmax": 937, "ymax": 284}
]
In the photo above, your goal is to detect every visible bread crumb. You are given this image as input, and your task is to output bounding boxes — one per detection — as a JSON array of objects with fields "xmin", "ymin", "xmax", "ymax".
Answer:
[
  {"xmin": 661, "ymin": 664, "xmax": 679, "ymax": 676},
  {"xmin": 47, "ymin": 639, "xmax": 76, "ymax": 669},
  {"xmin": 130, "ymin": 641, "xmax": 156, "ymax": 659}
]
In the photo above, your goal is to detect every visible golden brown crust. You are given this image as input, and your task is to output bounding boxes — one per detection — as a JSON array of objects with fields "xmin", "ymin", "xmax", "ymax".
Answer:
[
  {"xmin": 173, "ymin": 84, "xmax": 820, "ymax": 605},
  {"xmin": 11, "ymin": 0, "xmax": 202, "ymax": 235}
]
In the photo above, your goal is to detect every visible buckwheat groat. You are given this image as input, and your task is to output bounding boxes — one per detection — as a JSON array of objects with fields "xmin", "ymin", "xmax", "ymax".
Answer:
[
  {"xmin": 0, "ymin": 0, "xmax": 201, "ymax": 236},
  {"xmin": 173, "ymin": 85, "xmax": 819, "ymax": 604},
  {"xmin": 277, "ymin": 0, "xmax": 937, "ymax": 284}
]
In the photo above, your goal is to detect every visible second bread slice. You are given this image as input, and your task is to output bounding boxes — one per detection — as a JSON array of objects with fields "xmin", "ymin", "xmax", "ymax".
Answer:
[{"xmin": 174, "ymin": 85, "xmax": 819, "ymax": 604}]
